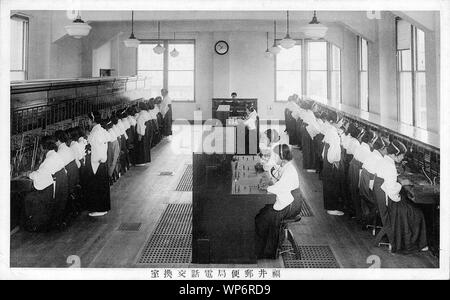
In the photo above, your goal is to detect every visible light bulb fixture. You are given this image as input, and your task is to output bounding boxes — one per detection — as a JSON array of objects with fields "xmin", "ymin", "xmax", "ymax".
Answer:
[
  {"xmin": 170, "ymin": 32, "xmax": 179, "ymax": 57},
  {"xmin": 300, "ymin": 11, "xmax": 328, "ymax": 40},
  {"xmin": 65, "ymin": 11, "xmax": 91, "ymax": 39},
  {"xmin": 280, "ymin": 11, "xmax": 296, "ymax": 49},
  {"xmin": 264, "ymin": 31, "xmax": 273, "ymax": 59},
  {"xmin": 269, "ymin": 21, "xmax": 281, "ymax": 55},
  {"xmin": 153, "ymin": 21, "xmax": 165, "ymax": 54},
  {"xmin": 124, "ymin": 11, "xmax": 141, "ymax": 48}
]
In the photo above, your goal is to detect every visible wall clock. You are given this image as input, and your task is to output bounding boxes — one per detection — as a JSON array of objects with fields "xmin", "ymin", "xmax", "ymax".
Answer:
[{"xmin": 214, "ymin": 40, "xmax": 229, "ymax": 55}]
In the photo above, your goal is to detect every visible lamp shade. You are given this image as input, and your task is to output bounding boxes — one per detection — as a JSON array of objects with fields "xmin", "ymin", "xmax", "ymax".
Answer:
[
  {"xmin": 65, "ymin": 17, "xmax": 91, "ymax": 38},
  {"xmin": 301, "ymin": 11, "xmax": 328, "ymax": 40},
  {"xmin": 269, "ymin": 45, "xmax": 281, "ymax": 55},
  {"xmin": 124, "ymin": 35, "xmax": 141, "ymax": 48},
  {"xmin": 170, "ymin": 48, "xmax": 179, "ymax": 57},
  {"xmin": 153, "ymin": 43, "xmax": 165, "ymax": 54},
  {"xmin": 280, "ymin": 34, "xmax": 296, "ymax": 49},
  {"xmin": 301, "ymin": 23, "xmax": 328, "ymax": 40},
  {"xmin": 264, "ymin": 49, "xmax": 274, "ymax": 59}
]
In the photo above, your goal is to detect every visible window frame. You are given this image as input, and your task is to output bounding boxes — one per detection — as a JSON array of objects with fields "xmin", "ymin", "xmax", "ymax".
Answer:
[
  {"xmin": 357, "ymin": 36, "xmax": 369, "ymax": 112},
  {"xmin": 274, "ymin": 38, "xmax": 341, "ymax": 104},
  {"xmin": 274, "ymin": 39, "xmax": 302, "ymax": 102},
  {"xmin": 10, "ymin": 14, "xmax": 29, "ymax": 81},
  {"xmin": 329, "ymin": 43, "xmax": 342, "ymax": 104},
  {"xmin": 137, "ymin": 39, "xmax": 196, "ymax": 102},
  {"xmin": 395, "ymin": 17, "xmax": 427, "ymax": 129}
]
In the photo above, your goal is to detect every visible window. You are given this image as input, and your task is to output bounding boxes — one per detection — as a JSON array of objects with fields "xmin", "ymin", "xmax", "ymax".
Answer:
[
  {"xmin": 10, "ymin": 14, "xmax": 29, "ymax": 81},
  {"xmin": 330, "ymin": 44, "xmax": 341, "ymax": 104},
  {"xmin": 275, "ymin": 43, "xmax": 301, "ymax": 101},
  {"xmin": 307, "ymin": 41, "xmax": 328, "ymax": 101},
  {"xmin": 138, "ymin": 40, "xmax": 195, "ymax": 101},
  {"xmin": 358, "ymin": 36, "xmax": 369, "ymax": 112},
  {"xmin": 396, "ymin": 18, "xmax": 427, "ymax": 129},
  {"xmin": 274, "ymin": 40, "xmax": 341, "ymax": 104}
]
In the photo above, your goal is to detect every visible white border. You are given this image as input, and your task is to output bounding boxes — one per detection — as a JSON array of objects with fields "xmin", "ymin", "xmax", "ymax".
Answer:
[{"xmin": 0, "ymin": 0, "xmax": 449, "ymax": 280}]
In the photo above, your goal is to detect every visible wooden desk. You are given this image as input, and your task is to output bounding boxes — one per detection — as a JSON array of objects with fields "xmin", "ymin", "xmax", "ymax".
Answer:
[{"xmin": 192, "ymin": 154, "xmax": 275, "ymax": 264}]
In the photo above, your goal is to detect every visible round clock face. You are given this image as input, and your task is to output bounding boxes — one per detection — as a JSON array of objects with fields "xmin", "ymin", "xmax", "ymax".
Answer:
[{"xmin": 214, "ymin": 40, "xmax": 229, "ymax": 55}]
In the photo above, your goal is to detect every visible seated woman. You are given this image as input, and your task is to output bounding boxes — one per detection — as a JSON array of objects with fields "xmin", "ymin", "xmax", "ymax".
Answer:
[
  {"xmin": 347, "ymin": 127, "xmax": 369, "ymax": 223},
  {"xmin": 255, "ymin": 144, "xmax": 300, "ymax": 259},
  {"xmin": 85, "ymin": 111, "xmax": 110, "ymax": 217},
  {"xmin": 374, "ymin": 140, "xmax": 428, "ymax": 253},
  {"xmin": 26, "ymin": 135, "xmax": 66, "ymax": 231},
  {"xmin": 55, "ymin": 130, "xmax": 78, "ymax": 220},
  {"xmin": 299, "ymin": 101, "xmax": 321, "ymax": 171},
  {"xmin": 118, "ymin": 111, "xmax": 131, "ymax": 172},
  {"xmin": 321, "ymin": 111, "xmax": 345, "ymax": 216},
  {"xmin": 126, "ymin": 106, "xmax": 138, "ymax": 165},
  {"xmin": 135, "ymin": 102, "xmax": 151, "ymax": 166},
  {"xmin": 160, "ymin": 89, "xmax": 173, "ymax": 137},
  {"xmin": 357, "ymin": 131, "xmax": 381, "ymax": 223},
  {"xmin": 243, "ymin": 104, "xmax": 259, "ymax": 154},
  {"xmin": 285, "ymin": 95, "xmax": 301, "ymax": 147},
  {"xmin": 340, "ymin": 122, "xmax": 360, "ymax": 217},
  {"xmin": 105, "ymin": 120, "xmax": 120, "ymax": 183},
  {"xmin": 259, "ymin": 129, "xmax": 283, "ymax": 173},
  {"xmin": 148, "ymin": 99, "xmax": 161, "ymax": 146}
]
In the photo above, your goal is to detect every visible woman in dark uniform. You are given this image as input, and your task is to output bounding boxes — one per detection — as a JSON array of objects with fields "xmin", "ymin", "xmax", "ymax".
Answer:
[
  {"xmin": 255, "ymin": 144, "xmax": 301, "ymax": 259},
  {"xmin": 373, "ymin": 140, "xmax": 428, "ymax": 253},
  {"xmin": 85, "ymin": 111, "xmax": 110, "ymax": 217},
  {"xmin": 134, "ymin": 102, "xmax": 151, "ymax": 166},
  {"xmin": 321, "ymin": 111, "xmax": 345, "ymax": 216}
]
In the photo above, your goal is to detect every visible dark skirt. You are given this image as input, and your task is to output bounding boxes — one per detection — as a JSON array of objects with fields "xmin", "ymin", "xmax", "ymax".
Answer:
[
  {"xmin": 388, "ymin": 197, "xmax": 428, "ymax": 253},
  {"xmin": 359, "ymin": 168, "xmax": 377, "ymax": 220},
  {"xmin": 126, "ymin": 126, "xmax": 136, "ymax": 164},
  {"xmin": 65, "ymin": 160, "xmax": 79, "ymax": 195},
  {"xmin": 53, "ymin": 168, "xmax": 69, "ymax": 224},
  {"xmin": 84, "ymin": 155, "xmax": 110, "ymax": 212},
  {"xmin": 340, "ymin": 151, "xmax": 353, "ymax": 214},
  {"xmin": 348, "ymin": 158, "xmax": 363, "ymax": 220},
  {"xmin": 373, "ymin": 176, "xmax": 389, "ymax": 227},
  {"xmin": 284, "ymin": 109, "xmax": 298, "ymax": 146},
  {"xmin": 322, "ymin": 143, "xmax": 342, "ymax": 211},
  {"xmin": 151, "ymin": 119, "xmax": 161, "ymax": 146},
  {"xmin": 107, "ymin": 140, "xmax": 120, "ymax": 177},
  {"xmin": 134, "ymin": 131, "xmax": 151, "ymax": 165},
  {"xmin": 295, "ymin": 119, "xmax": 303, "ymax": 149},
  {"xmin": 255, "ymin": 189, "xmax": 303, "ymax": 259},
  {"xmin": 163, "ymin": 105, "xmax": 173, "ymax": 136},
  {"xmin": 144, "ymin": 121, "xmax": 153, "ymax": 162},
  {"xmin": 119, "ymin": 135, "xmax": 130, "ymax": 173},
  {"xmin": 300, "ymin": 124, "xmax": 315, "ymax": 169},
  {"xmin": 313, "ymin": 133, "xmax": 324, "ymax": 173}
]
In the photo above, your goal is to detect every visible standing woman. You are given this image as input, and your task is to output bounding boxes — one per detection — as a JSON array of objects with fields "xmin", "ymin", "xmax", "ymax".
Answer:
[
  {"xmin": 148, "ymin": 99, "xmax": 161, "ymax": 146},
  {"xmin": 375, "ymin": 140, "xmax": 428, "ymax": 253},
  {"xmin": 255, "ymin": 144, "xmax": 300, "ymax": 259},
  {"xmin": 160, "ymin": 89, "xmax": 173, "ymax": 137},
  {"xmin": 85, "ymin": 111, "xmax": 110, "ymax": 217},
  {"xmin": 322, "ymin": 111, "xmax": 344, "ymax": 216}
]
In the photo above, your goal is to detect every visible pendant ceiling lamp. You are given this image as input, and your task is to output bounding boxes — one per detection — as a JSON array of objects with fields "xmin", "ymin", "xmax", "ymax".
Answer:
[
  {"xmin": 301, "ymin": 11, "xmax": 328, "ymax": 40},
  {"xmin": 124, "ymin": 11, "xmax": 141, "ymax": 48},
  {"xmin": 65, "ymin": 11, "xmax": 91, "ymax": 39},
  {"xmin": 153, "ymin": 21, "xmax": 165, "ymax": 55},
  {"xmin": 170, "ymin": 32, "xmax": 179, "ymax": 57},
  {"xmin": 269, "ymin": 21, "xmax": 281, "ymax": 55},
  {"xmin": 264, "ymin": 32, "xmax": 273, "ymax": 59},
  {"xmin": 279, "ymin": 11, "xmax": 296, "ymax": 49}
]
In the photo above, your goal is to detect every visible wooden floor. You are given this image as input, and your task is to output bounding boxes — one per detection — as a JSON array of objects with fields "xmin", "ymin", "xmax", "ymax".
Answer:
[{"xmin": 10, "ymin": 124, "xmax": 438, "ymax": 268}]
